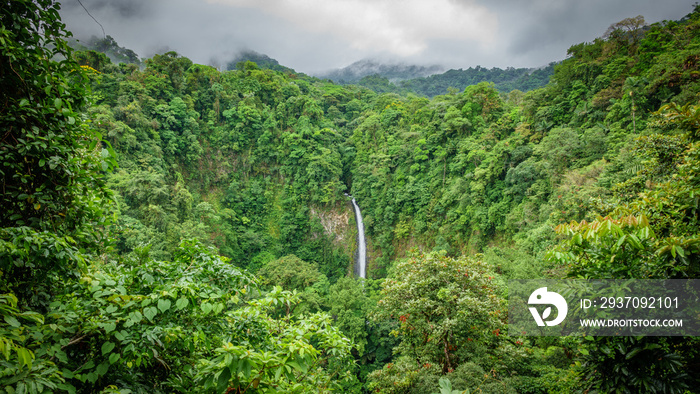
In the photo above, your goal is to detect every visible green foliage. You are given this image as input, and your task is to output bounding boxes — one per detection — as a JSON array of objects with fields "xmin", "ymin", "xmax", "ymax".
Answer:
[
  {"xmin": 1, "ymin": 3, "xmax": 358, "ymax": 392},
  {"xmin": 258, "ymin": 255, "xmax": 324, "ymax": 290},
  {"xmin": 5, "ymin": 2, "xmax": 700, "ymax": 391},
  {"xmin": 0, "ymin": 2, "xmax": 117, "ymax": 389},
  {"xmin": 196, "ymin": 303, "xmax": 354, "ymax": 393},
  {"xmin": 1, "ymin": 238, "xmax": 356, "ymax": 393},
  {"xmin": 75, "ymin": 42, "xmax": 360, "ymax": 275},
  {"xmin": 550, "ymin": 215, "xmax": 657, "ymax": 279},
  {"xmin": 73, "ymin": 35, "xmax": 141, "ymax": 66},
  {"xmin": 551, "ymin": 140, "xmax": 700, "ymax": 279},
  {"xmin": 356, "ymin": 74, "xmax": 410, "ymax": 95},
  {"xmin": 366, "ymin": 355, "xmax": 531, "ymax": 394},
  {"xmin": 226, "ymin": 50, "xmax": 295, "ymax": 74},
  {"xmin": 74, "ymin": 50, "xmax": 112, "ymax": 73},
  {"xmin": 0, "ymin": 0, "xmax": 116, "ymax": 306},
  {"xmin": 257, "ymin": 254, "xmax": 329, "ymax": 316},
  {"xmin": 548, "ymin": 134, "xmax": 700, "ymax": 391},
  {"xmin": 577, "ymin": 336, "xmax": 690, "ymax": 393},
  {"xmin": 0, "ymin": 293, "xmax": 65, "ymax": 393},
  {"xmin": 367, "ymin": 251, "xmax": 515, "ymax": 393},
  {"xmin": 399, "ymin": 64, "xmax": 555, "ymax": 98},
  {"xmin": 326, "ymin": 277, "xmax": 370, "ymax": 355},
  {"xmin": 339, "ymin": 64, "xmax": 556, "ymax": 98},
  {"xmin": 655, "ymin": 102, "xmax": 700, "ymax": 140},
  {"xmin": 482, "ymin": 247, "xmax": 543, "ymax": 279},
  {"xmin": 47, "ymin": 239, "xmax": 257, "ymax": 391},
  {"xmin": 434, "ymin": 377, "xmax": 471, "ymax": 394}
]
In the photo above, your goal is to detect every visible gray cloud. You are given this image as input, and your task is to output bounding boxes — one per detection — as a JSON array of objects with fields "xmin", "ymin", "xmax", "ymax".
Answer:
[
  {"xmin": 479, "ymin": 0, "xmax": 694, "ymax": 66},
  {"xmin": 207, "ymin": 0, "xmax": 498, "ymax": 57},
  {"xmin": 58, "ymin": 0, "xmax": 696, "ymax": 74},
  {"xmin": 60, "ymin": 0, "xmax": 364, "ymax": 73},
  {"xmin": 68, "ymin": 0, "xmax": 155, "ymax": 19}
]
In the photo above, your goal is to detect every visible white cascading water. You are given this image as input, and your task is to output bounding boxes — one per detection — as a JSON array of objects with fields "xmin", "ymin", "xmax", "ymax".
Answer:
[{"xmin": 350, "ymin": 197, "xmax": 367, "ymax": 278}]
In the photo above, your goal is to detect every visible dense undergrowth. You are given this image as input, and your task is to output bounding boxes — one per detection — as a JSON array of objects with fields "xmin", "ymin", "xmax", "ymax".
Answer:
[{"xmin": 2, "ymin": 1, "xmax": 700, "ymax": 392}]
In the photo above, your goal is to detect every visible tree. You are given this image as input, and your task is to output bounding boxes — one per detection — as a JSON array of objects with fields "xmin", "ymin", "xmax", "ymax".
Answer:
[
  {"xmin": 327, "ymin": 277, "xmax": 370, "ymax": 355},
  {"xmin": 33, "ymin": 239, "xmax": 354, "ymax": 393},
  {"xmin": 257, "ymin": 254, "xmax": 324, "ymax": 291},
  {"xmin": 196, "ymin": 289, "xmax": 355, "ymax": 393},
  {"xmin": 257, "ymin": 255, "xmax": 329, "ymax": 315},
  {"xmin": 548, "ymin": 122, "xmax": 700, "ymax": 391},
  {"xmin": 0, "ymin": 1, "xmax": 115, "ymax": 390},
  {"xmin": 655, "ymin": 102, "xmax": 700, "ymax": 141},
  {"xmin": 84, "ymin": 35, "xmax": 141, "ymax": 65},
  {"xmin": 0, "ymin": 0, "xmax": 115, "ymax": 306},
  {"xmin": 604, "ymin": 16, "xmax": 647, "ymax": 51},
  {"xmin": 374, "ymin": 251, "xmax": 505, "ymax": 373}
]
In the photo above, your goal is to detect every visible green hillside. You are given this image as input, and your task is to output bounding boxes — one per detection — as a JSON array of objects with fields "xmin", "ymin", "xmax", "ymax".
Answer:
[
  {"xmin": 2, "ymin": 1, "xmax": 700, "ymax": 392},
  {"xmin": 331, "ymin": 64, "xmax": 555, "ymax": 98},
  {"xmin": 397, "ymin": 64, "xmax": 555, "ymax": 97}
]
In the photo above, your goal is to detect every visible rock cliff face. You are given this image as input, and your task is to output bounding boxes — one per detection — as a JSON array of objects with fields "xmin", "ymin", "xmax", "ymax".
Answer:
[
  {"xmin": 310, "ymin": 201, "xmax": 357, "ymax": 274},
  {"xmin": 310, "ymin": 204, "xmax": 351, "ymax": 244}
]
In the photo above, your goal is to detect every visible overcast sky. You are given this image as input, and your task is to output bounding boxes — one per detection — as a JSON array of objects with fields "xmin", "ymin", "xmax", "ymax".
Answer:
[{"xmin": 59, "ymin": 0, "xmax": 695, "ymax": 74}]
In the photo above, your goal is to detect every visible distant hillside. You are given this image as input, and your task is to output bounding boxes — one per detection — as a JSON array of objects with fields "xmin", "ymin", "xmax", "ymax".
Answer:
[
  {"xmin": 320, "ymin": 59, "xmax": 444, "ymax": 83},
  {"xmin": 70, "ymin": 36, "xmax": 553, "ymax": 97},
  {"xmin": 400, "ymin": 63, "xmax": 556, "ymax": 97},
  {"xmin": 322, "ymin": 61, "xmax": 556, "ymax": 97},
  {"xmin": 69, "ymin": 35, "xmax": 141, "ymax": 65},
  {"xmin": 226, "ymin": 50, "xmax": 295, "ymax": 73}
]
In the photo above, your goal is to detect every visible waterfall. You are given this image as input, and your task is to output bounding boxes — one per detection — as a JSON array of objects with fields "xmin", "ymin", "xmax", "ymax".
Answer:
[{"xmin": 349, "ymin": 197, "xmax": 367, "ymax": 278}]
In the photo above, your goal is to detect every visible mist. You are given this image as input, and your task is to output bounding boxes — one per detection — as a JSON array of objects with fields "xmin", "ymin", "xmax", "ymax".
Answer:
[{"xmin": 58, "ymin": 0, "xmax": 695, "ymax": 74}]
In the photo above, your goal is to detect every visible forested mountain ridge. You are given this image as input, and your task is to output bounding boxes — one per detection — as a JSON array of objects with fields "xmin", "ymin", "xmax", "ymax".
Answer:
[
  {"xmin": 323, "ymin": 62, "xmax": 555, "ymax": 97},
  {"xmin": 320, "ymin": 59, "xmax": 444, "ymax": 83},
  {"xmin": 2, "ymin": 1, "xmax": 700, "ymax": 393},
  {"xmin": 398, "ymin": 63, "xmax": 555, "ymax": 97},
  {"xmin": 87, "ymin": 53, "xmax": 370, "ymax": 282},
  {"xmin": 70, "ymin": 35, "xmax": 142, "ymax": 66},
  {"xmin": 226, "ymin": 50, "xmax": 296, "ymax": 74},
  {"xmin": 73, "ymin": 37, "xmax": 553, "ymax": 98}
]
